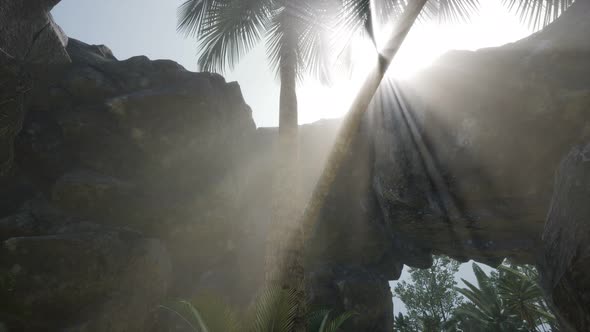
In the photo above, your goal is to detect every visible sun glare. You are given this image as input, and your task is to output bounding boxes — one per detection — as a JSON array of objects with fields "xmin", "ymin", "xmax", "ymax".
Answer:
[{"xmin": 298, "ymin": 0, "xmax": 532, "ymax": 124}]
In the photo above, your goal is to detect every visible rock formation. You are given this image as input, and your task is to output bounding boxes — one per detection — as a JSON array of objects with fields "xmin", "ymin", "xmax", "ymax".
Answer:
[
  {"xmin": 308, "ymin": 0, "xmax": 590, "ymax": 330},
  {"xmin": 1, "ymin": 0, "xmax": 590, "ymax": 331},
  {"xmin": 0, "ymin": 5, "xmax": 256, "ymax": 329},
  {"xmin": 539, "ymin": 142, "xmax": 590, "ymax": 331}
]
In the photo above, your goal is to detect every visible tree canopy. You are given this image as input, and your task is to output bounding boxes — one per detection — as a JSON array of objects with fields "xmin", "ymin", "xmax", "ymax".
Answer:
[
  {"xmin": 394, "ymin": 259, "xmax": 557, "ymax": 332},
  {"xmin": 394, "ymin": 257, "xmax": 463, "ymax": 331}
]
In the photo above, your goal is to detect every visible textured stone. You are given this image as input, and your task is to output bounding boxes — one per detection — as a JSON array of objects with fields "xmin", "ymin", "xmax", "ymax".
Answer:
[
  {"xmin": 538, "ymin": 142, "xmax": 590, "ymax": 331},
  {"xmin": 307, "ymin": 265, "xmax": 393, "ymax": 332},
  {"xmin": 0, "ymin": 1, "xmax": 70, "ymax": 64},
  {"xmin": 0, "ymin": 194, "xmax": 171, "ymax": 331},
  {"xmin": 0, "ymin": 0, "xmax": 70, "ymax": 176},
  {"xmin": 364, "ymin": 1, "xmax": 590, "ymax": 267},
  {"xmin": 1, "ymin": 0, "xmax": 590, "ymax": 331},
  {"xmin": 0, "ymin": 30, "xmax": 258, "ymax": 330}
]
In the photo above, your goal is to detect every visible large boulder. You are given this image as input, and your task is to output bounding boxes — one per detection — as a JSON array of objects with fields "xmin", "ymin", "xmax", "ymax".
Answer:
[{"xmin": 0, "ymin": 199, "xmax": 171, "ymax": 331}]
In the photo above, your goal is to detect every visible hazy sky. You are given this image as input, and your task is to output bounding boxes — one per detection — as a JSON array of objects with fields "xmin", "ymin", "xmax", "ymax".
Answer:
[
  {"xmin": 52, "ymin": 0, "xmax": 533, "ymax": 316},
  {"xmin": 52, "ymin": 0, "xmax": 531, "ymax": 128}
]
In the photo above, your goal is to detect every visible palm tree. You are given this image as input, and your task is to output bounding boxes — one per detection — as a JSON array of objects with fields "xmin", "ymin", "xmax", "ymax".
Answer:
[
  {"xmin": 454, "ymin": 263, "xmax": 527, "ymax": 331},
  {"xmin": 497, "ymin": 265, "xmax": 556, "ymax": 331},
  {"xmin": 451, "ymin": 263, "xmax": 556, "ymax": 332},
  {"xmin": 177, "ymin": 1, "xmax": 338, "ymax": 330}
]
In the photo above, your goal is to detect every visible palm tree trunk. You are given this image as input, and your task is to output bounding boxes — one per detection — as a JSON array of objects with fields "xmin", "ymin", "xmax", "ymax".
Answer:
[
  {"xmin": 268, "ymin": 1, "xmax": 427, "ymax": 330},
  {"xmin": 266, "ymin": 17, "xmax": 306, "ymax": 331},
  {"xmin": 269, "ymin": 1, "xmax": 426, "ymax": 331},
  {"xmin": 299, "ymin": 2, "xmax": 427, "ymax": 328},
  {"xmin": 300, "ymin": 0, "xmax": 427, "ymax": 242}
]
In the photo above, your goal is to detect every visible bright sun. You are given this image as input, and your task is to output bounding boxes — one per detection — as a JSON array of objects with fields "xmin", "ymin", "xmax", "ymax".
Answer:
[{"xmin": 297, "ymin": 0, "xmax": 532, "ymax": 125}]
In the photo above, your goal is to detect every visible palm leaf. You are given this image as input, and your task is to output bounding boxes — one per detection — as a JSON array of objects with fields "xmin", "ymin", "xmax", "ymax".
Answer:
[
  {"xmin": 423, "ymin": 0, "xmax": 479, "ymax": 22},
  {"xmin": 179, "ymin": 0, "xmax": 273, "ymax": 72},
  {"xmin": 247, "ymin": 286, "xmax": 298, "ymax": 332},
  {"xmin": 265, "ymin": 4, "xmax": 300, "ymax": 80},
  {"xmin": 338, "ymin": 0, "xmax": 372, "ymax": 36},
  {"xmin": 321, "ymin": 311, "xmax": 354, "ymax": 332},
  {"xmin": 158, "ymin": 302, "xmax": 209, "ymax": 332},
  {"xmin": 297, "ymin": 0, "xmax": 340, "ymax": 84},
  {"xmin": 180, "ymin": 300, "xmax": 212, "ymax": 332},
  {"xmin": 177, "ymin": 0, "xmax": 216, "ymax": 37},
  {"xmin": 502, "ymin": 0, "xmax": 574, "ymax": 29},
  {"xmin": 307, "ymin": 308, "xmax": 331, "ymax": 331}
]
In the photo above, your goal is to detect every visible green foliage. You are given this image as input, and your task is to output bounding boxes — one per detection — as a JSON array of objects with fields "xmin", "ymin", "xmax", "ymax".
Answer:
[
  {"xmin": 160, "ymin": 297, "xmax": 241, "ymax": 332},
  {"xmin": 449, "ymin": 262, "xmax": 556, "ymax": 332},
  {"xmin": 248, "ymin": 286, "xmax": 298, "ymax": 332},
  {"xmin": 308, "ymin": 309, "xmax": 355, "ymax": 332},
  {"xmin": 394, "ymin": 257, "xmax": 464, "ymax": 331},
  {"xmin": 394, "ymin": 312, "xmax": 417, "ymax": 332},
  {"xmin": 452, "ymin": 263, "xmax": 526, "ymax": 332},
  {"xmin": 497, "ymin": 265, "xmax": 556, "ymax": 329},
  {"xmin": 178, "ymin": 0, "xmax": 575, "ymax": 80},
  {"xmin": 395, "ymin": 259, "xmax": 556, "ymax": 332},
  {"xmin": 162, "ymin": 286, "xmax": 353, "ymax": 332}
]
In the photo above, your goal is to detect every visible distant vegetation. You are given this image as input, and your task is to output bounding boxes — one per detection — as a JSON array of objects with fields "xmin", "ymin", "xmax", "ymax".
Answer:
[{"xmin": 394, "ymin": 258, "xmax": 556, "ymax": 332}]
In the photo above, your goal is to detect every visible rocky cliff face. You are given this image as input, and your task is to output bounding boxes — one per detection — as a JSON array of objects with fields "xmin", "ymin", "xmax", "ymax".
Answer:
[
  {"xmin": 0, "ymin": 6, "xmax": 257, "ymax": 329},
  {"xmin": 307, "ymin": 0, "xmax": 590, "ymax": 330},
  {"xmin": 1, "ymin": 0, "xmax": 590, "ymax": 331},
  {"xmin": 363, "ymin": 0, "xmax": 590, "ymax": 267}
]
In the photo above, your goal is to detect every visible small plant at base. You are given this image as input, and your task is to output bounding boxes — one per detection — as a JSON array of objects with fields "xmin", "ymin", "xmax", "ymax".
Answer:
[{"xmin": 160, "ymin": 286, "xmax": 353, "ymax": 332}]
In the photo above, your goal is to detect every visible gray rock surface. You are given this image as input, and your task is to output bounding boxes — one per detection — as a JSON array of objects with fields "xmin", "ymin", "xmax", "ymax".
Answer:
[
  {"xmin": 0, "ymin": 0, "xmax": 70, "ymax": 176},
  {"xmin": 0, "ymin": 197, "xmax": 171, "ymax": 331},
  {"xmin": 1, "ymin": 0, "xmax": 590, "ymax": 331},
  {"xmin": 0, "ymin": 1, "xmax": 70, "ymax": 64},
  {"xmin": 538, "ymin": 142, "xmax": 590, "ymax": 331},
  {"xmin": 0, "ymin": 3, "xmax": 255, "ymax": 329}
]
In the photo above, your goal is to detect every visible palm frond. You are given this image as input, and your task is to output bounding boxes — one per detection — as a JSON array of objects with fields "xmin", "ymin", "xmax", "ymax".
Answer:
[
  {"xmin": 248, "ymin": 286, "xmax": 298, "ymax": 332},
  {"xmin": 502, "ymin": 0, "xmax": 574, "ymax": 30},
  {"xmin": 297, "ymin": 0, "xmax": 340, "ymax": 84},
  {"xmin": 322, "ymin": 311, "xmax": 354, "ymax": 332},
  {"xmin": 177, "ymin": 0, "xmax": 217, "ymax": 37},
  {"xmin": 456, "ymin": 282, "xmax": 495, "ymax": 317},
  {"xmin": 159, "ymin": 301, "xmax": 210, "ymax": 332},
  {"xmin": 265, "ymin": 5, "xmax": 298, "ymax": 79},
  {"xmin": 338, "ymin": 0, "xmax": 405, "ymax": 37},
  {"xmin": 179, "ymin": 0, "xmax": 272, "ymax": 72},
  {"xmin": 307, "ymin": 308, "xmax": 332, "ymax": 330},
  {"xmin": 423, "ymin": 0, "xmax": 479, "ymax": 23},
  {"xmin": 307, "ymin": 308, "xmax": 354, "ymax": 332},
  {"xmin": 265, "ymin": 1, "xmax": 340, "ymax": 83},
  {"xmin": 160, "ymin": 296, "xmax": 243, "ymax": 332},
  {"xmin": 453, "ymin": 304, "xmax": 492, "ymax": 325}
]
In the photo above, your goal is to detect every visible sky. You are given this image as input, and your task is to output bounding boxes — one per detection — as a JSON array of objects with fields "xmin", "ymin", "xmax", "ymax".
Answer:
[
  {"xmin": 52, "ymin": 0, "xmax": 533, "ymax": 316},
  {"xmin": 52, "ymin": 0, "xmax": 531, "ymax": 128}
]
